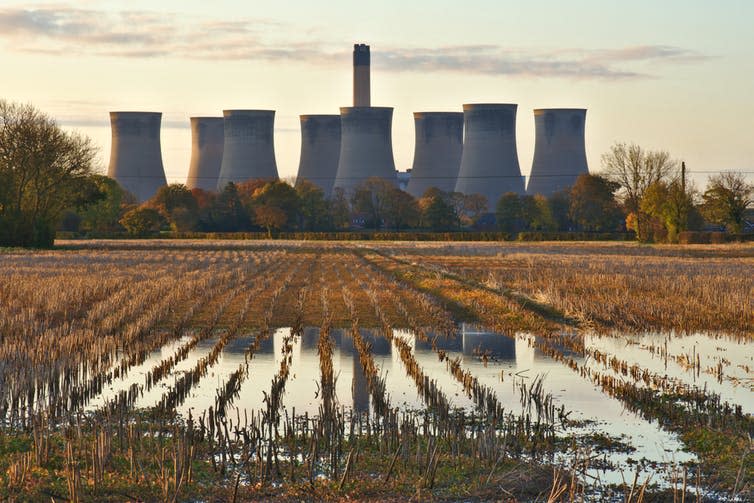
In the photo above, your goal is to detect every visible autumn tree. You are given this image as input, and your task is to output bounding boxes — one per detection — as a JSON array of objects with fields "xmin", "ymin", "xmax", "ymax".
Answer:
[
  {"xmin": 640, "ymin": 179, "xmax": 701, "ymax": 242},
  {"xmin": 568, "ymin": 174, "xmax": 624, "ymax": 232},
  {"xmin": 602, "ymin": 142, "xmax": 676, "ymax": 240},
  {"xmin": 701, "ymin": 172, "xmax": 753, "ymax": 233},
  {"xmin": 295, "ymin": 180, "xmax": 328, "ymax": 231},
  {"xmin": 450, "ymin": 192, "xmax": 487, "ymax": 227},
  {"xmin": 254, "ymin": 205, "xmax": 287, "ymax": 237},
  {"xmin": 245, "ymin": 180, "xmax": 299, "ymax": 231},
  {"xmin": 149, "ymin": 184, "xmax": 199, "ymax": 232},
  {"xmin": 419, "ymin": 188, "xmax": 458, "ymax": 231},
  {"xmin": 0, "ymin": 100, "xmax": 101, "ymax": 247},
  {"xmin": 328, "ymin": 187, "xmax": 351, "ymax": 230},
  {"xmin": 119, "ymin": 207, "xmax": 165, "ymax": 236},
  {"xmin": 495, "ymin": 193, "xmax": 522, "ymax": 232}
]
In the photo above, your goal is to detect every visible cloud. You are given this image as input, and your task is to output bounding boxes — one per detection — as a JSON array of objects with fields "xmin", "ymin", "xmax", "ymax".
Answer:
[{"xmin": 0, "ymin": 5, "xmax": 709, "ymax": 80}]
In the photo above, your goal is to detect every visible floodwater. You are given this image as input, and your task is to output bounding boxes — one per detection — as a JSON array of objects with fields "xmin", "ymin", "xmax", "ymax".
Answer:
[{"xmin": 82, "ymin": 325, "xmax": 753, "ymax": 489}]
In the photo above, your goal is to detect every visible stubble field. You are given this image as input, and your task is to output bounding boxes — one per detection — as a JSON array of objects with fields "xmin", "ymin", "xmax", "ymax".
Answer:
[{"xmin": 0, "ymin": 240, "xmax": 751, "ymax": 501}]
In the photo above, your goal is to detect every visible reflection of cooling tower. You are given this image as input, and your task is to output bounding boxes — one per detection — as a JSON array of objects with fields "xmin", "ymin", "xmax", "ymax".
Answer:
[
  {"xmin": 527, "ymin": 109, "xmax": 588, "ymax": 196},
  {"xmin": 107, "ymin": 112, "xmax": 167, "ymax": 202},
  {"xmin": 406, "ymin": 112, "xmax": 464, "ymax": 197},
  {"xmin": 217, "ymin": 110, "xmax": 278, "ymax": 190},
  {"xmin": 454, "ymin": 104, "xmax": 524, "ymax": 209},
  {"xmin": 364, "ymin": 330, "xmax": 392, "ymax": 356},
  {"xmin": 333, "ymin": 107, "xmax": 397, "ymax": 193},
  {"xmin": 301, "ymin": 327, "xmax": 319, "ymax": 351},
  {"xmin": 255, "ymin": 335, "xmax": 275, "ymax": 355},
  {"xmin": 352, "ymin": 352, "xmax": 370, "ymax": 413},
  {"xmin": 295, "ymin": 115, "xmax": 341, "ymax": 197},
  {"xmin": 461, "ymin": 325, "xmax": 516, "ymax": 360},
  {"xmin": 414, "ymin": 333, "xmax": 463, "ymax": 352},
  {"xmin": 186, "ymin": 117, "xmax": 224, "ymax": 191}
]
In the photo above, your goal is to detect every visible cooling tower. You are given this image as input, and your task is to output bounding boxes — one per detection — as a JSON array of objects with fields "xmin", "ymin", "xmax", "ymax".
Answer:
[
  {"xmin": 295, "ymin": 115, "xmax": 341, "ymax": 197},
  {"xmin": 527, "ymin": 108, "xmax": 588, "ymax": 195},
  {"xmin": 216, "ymin": 110, "xmax": 278, "ymax": 190},
  {"xmin": 186, "ymin": 117, "xmax": 224, "ymax": 191},
  {"xmin": 107, "ymin": 111, "xmax": 167, "ymax": 202},
  {"xmin": 333, "ymin": 107, "xmax": 397, "ymax": 193},
  {"xmin": 353, "ymin": 43, "xmax": 370, "ymax": 107},
  {"xmin": 454, "ymin": 104, "xmax": 524, "ymax": 210},
  {"xmin": 406, "ymin": 112, "xmax": 464, "ymax": 197}
]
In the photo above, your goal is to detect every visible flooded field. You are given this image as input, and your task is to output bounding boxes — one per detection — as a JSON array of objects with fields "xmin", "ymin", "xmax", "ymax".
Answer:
[{"xmin": 0, "ymin": 240, "xmax": 751, "ymax": 501}]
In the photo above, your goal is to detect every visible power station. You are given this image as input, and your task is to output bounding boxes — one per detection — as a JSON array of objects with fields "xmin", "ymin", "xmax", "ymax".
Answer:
[
  {"xmin": 107, "ymin": 111, "xmax": 167, "ymax": 202},
  {"xmin": 527, "ymin": 108, "xmax": 589, "ymax": 196},
  {"xmin": 406, "ymin": 112, "xmax": 464, "ymax": 197},
  {"xmin": 454, "ymin": 104, "xmax": 525, "ymax": 210},
  {"xmin": 333, "ymin": 44, "xmax": 397, "ymax": 193},
  {"xmin": 186, "ymin": 117, "xmax": 224, "ymax": 191},
  {"xmin": 216, "ymin": 109, "xmax": 278, "ymax": 190},
  {"xmin": 295, "ymin": 115, "xmax": 341, "ymax": 197},
  {"xmin": 107, "ymin": 43, "xmax": 590, "ymax": 215}
]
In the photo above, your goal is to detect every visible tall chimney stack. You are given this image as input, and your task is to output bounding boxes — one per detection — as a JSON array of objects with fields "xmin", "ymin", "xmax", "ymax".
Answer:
[{"xmin": 353, "ymin": 43, "xmax": 370, "ymax": 107}]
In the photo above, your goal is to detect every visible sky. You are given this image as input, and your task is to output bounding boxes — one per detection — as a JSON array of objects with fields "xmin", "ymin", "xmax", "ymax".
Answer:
[{"xmin": 1, "ymin": 0, "xmax": 753, "ymax": 189}]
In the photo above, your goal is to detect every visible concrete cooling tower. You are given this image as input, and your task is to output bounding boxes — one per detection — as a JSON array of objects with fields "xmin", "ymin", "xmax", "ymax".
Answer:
[
  {"xmin": 295, "ymin": 115, "xmax": 341, "ymax": 197},
  {"xmin": 333, "ymin": 107, "xmax": 397, "ymax": 193},
  {"xmin": 107, "ymin": 111, "xmax": 167, "ymax": 202},
  {"xmin": 216, "ymin": 110, "xmax": 278, "ymax": 190},
  {"xmin": 527, "ymin": 108, "xmax": 588, "ymax": 195},
  {"xmin": 406, "ymin": 112, "xmax": 464, "ymax": 197},
  {"xmin": 186, "ymin": 117, "xmax": 224, "ymax": 191},
  {"xmin": 454, "ymin": 104, "xmax": 524, "ymax": 210}
]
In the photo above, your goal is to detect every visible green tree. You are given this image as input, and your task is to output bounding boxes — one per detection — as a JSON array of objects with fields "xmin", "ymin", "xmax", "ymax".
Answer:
[
  {"xmin": 419, "ymin": 188, "xmax": 458, "ymax": 231},
  {"xmin": 351, "ymin": 178, "xmax": 397, "ymax": 230},
  {"xmin": 245, "ymin": 180, "xmax": 299, "ymax": 231},
  {"xmin": 78, "ymin": 175, "xmax": 135, "ymax": 234},
  {"xmin": 548, "ymin": 189, "xmax": 573, "ymax": 231},
  {"xmin": 383, "ymin": 187, "xmax": 419, "ymax": 231},
  {"xmin": 295, "ymin": 180, "xmax": 328, "ymax": 231},
  {"xmin": 640, "ymin": 180, "xmax": 700, "ymax": 242},
  {"xmin": 495, "ymin": 193, "xmax": 522, "ymax": 232},
  {"xmin": 0, "ymin": 100, "xmax": 101, "ymax": 247},
  {"xmin": 520, "ymin": 194, "xmax": 556, "ymax": 231},
  {"xmin": 701, "ymin": 172, "xmax": 753, "ymax": 233},
  {"xmin": 568, "ymin": 174, "xmax": 623, "ymax": 232},
  {"xmin": 328, "ymin": 187, "xmax": 351, "ymax": 230},
  {"xmin": 119, "ymin": 207, "xmax": 165, "ymax": 236},
  {"xmin": 211, "ymin": 183, "xmax": 250, "ymax": 232},
  {"xmin": 149, "ymin": 184, "xmax": 199, "ymax": 232},
  {"xmin": 602, "ymin": 142, "xmax": 676, "ymax": 240}
]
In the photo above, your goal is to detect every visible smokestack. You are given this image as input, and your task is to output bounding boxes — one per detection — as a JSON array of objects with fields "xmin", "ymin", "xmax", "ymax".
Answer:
[
  {"xmin": 295, "ymin": 115, "xmax": 341, "ymax": 197},
  {"xmin": 527, "ymin": 108, "xmax": 588, "ymax": 196},
  {"xmin": 353, "ymin": 43, "xmax": 370, "ymax": 107},
  {"xmin": 216, "ymin": 110, "xmax": 278, "ymax": 190},
  {"xmin": 186, "ymin": 117, "xmax": 224, "ymax": 191},
  {"xmin": 454, "ymin": 104, "xmax": 524, "ymax": 210},
  {"xmin": 406, "ymin": 112, "xmax": 464, "ymax": 198},
  {"xmin": 107, "ymin": 111, "xmax": 167, "ymax": 202},
  {"xmin": 333, "ymin": 106, "xmax": 397, "ymax": 193}
]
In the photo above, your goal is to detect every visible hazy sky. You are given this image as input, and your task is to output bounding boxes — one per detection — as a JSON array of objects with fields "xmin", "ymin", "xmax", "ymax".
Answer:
[{"xmin": 2, "ymin": 0, "xmax": 753, "ymax": 188}]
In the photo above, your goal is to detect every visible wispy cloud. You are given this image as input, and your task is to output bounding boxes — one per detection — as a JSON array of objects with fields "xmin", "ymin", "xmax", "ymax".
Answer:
[{"xmin": 0, "ymin": 5, "xmax": 710, "ymax": 80}]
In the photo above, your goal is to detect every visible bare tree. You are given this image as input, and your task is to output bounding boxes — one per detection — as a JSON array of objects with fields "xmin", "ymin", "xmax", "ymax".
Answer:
[{"xmin": 601, "ymin": 142, "xmax": 677, "ymax": 239}]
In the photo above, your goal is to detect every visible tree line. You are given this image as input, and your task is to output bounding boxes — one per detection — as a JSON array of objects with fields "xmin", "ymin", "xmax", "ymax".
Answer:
[{"xmin": 2, "ymin": 101, "xmax": 752, "ymax": 247}]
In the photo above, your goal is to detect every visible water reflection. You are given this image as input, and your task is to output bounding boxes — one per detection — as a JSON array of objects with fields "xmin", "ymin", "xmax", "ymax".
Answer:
[{"xmin": 460, "ymin": 324, "xmax": 516, "ymax": 359}]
